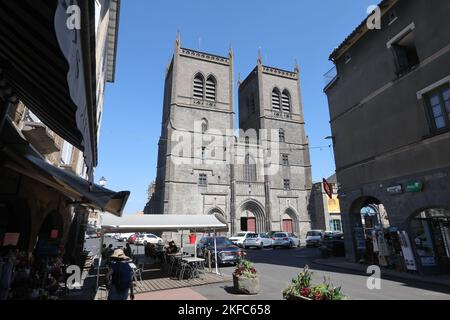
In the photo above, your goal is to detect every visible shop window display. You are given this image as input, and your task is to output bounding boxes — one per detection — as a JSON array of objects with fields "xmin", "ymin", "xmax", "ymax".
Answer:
[{"xmin": 411, "ymin": 209, "xmax": 450, "ymax": 272}]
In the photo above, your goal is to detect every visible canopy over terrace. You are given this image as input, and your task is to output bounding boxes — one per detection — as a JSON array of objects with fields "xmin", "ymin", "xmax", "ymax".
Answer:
[
  {"xmin": 101, "ymin": 214, "xmax": 228, "ymax": 234},
  {"xmin": 96, "ymin": 214, "xmax": 229, "ymax": 288}
]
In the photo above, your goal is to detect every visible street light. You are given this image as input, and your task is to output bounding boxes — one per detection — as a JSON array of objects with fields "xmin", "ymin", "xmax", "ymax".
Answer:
[{"xmin": 99, "ymin": 176, "xmax": 107, "ymax": 187}]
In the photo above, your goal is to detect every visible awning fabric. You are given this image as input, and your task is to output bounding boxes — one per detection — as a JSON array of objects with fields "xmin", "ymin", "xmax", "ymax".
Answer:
[
  {"xmin": 0, "ymin": 0, "xmax": 98, "ymax": 171},
  {"xmin": 101, "ymin": 214, "xmax": 229, "ymax": 233},
  {"xmin": 1, "ymin": 120, "xmax": 129, "ymax": 217}
]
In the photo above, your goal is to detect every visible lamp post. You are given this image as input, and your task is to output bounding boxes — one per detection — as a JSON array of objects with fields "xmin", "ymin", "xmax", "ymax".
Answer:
[{"xmin": 99, "ymin": 176, "xmax": 107, "ymax": 187}]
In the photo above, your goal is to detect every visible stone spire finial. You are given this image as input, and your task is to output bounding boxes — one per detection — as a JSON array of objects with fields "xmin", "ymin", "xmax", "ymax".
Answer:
[
  {"xmin": 257, "ymin": 47, "xmax": 262, "ymax": 65},
  {"xmin": 294, "ymin": 59, "xmax": 299, "ymax": 73},
  {"xmin": 238, "ymin": 72, "xmax": 242, "ymax": 87},
  {"xmin": 175, "ymin": 30, "xmax": 181, "ymax": 48}
]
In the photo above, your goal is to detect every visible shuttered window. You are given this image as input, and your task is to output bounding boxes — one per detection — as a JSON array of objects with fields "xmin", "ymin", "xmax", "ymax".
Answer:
[
  {"xmin": 282, "ymin": 90, "xmax": 291, "ymax": 112},
  {"xmin": 193, "ymin": 74, "xmax": 204, "ymax": 100},
  {"xmin": 272, "ymin": 89, "xmax": 281, "ymax": 111},
  {"xmin": 205, "ymin": 76, "xmax": 216, "ymax": 101}
]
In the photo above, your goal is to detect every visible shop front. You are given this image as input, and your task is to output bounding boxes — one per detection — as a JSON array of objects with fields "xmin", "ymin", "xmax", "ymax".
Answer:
[{"xmin": 409, "ymin": 208, "xmax": 450, "ymax": 275}]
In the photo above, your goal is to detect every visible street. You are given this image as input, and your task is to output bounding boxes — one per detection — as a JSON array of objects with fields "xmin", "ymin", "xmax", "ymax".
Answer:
[{"xmin": 84, "ymin": 238, "xmax": 450, "ymax": 300}]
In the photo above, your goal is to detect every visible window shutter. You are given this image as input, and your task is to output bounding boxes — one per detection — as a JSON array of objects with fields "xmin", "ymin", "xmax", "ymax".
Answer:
[
  {"xmin": 193, "ymin": 75, "xmax": 204, "ymax": 100},
  {"xmin": 205, "ymin": 77, "xmax": 216, "ymax": 101},
  {"xmin": 282, "ymin": 91, "xmax": 291, "ymax": 112},
  {"xmin": 272, "ymin": 89, "xmax": 281, "ymax": 111}
]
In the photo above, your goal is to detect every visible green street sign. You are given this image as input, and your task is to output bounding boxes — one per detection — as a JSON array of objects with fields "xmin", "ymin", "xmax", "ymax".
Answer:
[{"xmin": 406, "ymin": 181, "xmax": 423, "ymax": 193}]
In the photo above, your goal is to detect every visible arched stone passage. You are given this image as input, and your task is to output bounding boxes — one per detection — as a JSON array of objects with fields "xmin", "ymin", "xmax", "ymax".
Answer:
[
  {"xmin": 239, "ymin": 200, "xmax": 266, "ymax": 233},
  {"xmin": 349, "ymin": 196, "xmax": 391, "ymax": 260},
  {"xmin": 34, "ymin": 212, "xmax": 64, "ymax": 256}
]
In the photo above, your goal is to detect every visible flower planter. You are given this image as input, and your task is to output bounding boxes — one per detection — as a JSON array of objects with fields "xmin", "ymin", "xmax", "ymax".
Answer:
[
  {"xmin": 284, "ymin": 294, "xmax": 312, "ymax": 301},
  {"xmin": 233, "ymin": 274, "xmax": 260, "ymax": 295}
]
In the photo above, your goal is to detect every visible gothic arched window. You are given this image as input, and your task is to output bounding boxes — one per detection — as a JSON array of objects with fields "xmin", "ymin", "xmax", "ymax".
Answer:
[
  {"xmin": 272, "ymin": 88, "xmax": 281, "ymax": 111},
  {"xmin": 244, "ymin": 154, "xmax": 257, "ymax": 182},
  {"xmin": 282, "ymin": 90, "xmax": 291, "ymax": 112},
  {"xmin": 205, "ymin": 76, "xmax": 216, "ymax": 101},
  {"xmin": 193, "ymin": 73, "xmax": 204, "ymax": 100}
]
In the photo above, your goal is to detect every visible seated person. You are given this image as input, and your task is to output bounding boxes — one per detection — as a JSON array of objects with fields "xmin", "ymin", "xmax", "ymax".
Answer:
[{"xmin": 166, "ymin": 241, "xmax": 179, "ymax": 254}]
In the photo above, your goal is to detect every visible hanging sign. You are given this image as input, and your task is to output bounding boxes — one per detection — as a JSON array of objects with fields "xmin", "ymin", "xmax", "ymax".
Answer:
[
  {"xmin": 323, "ymin": 178, "xmax": 333, "ymax": 199},
  {"xmin": 3, "ymin": 233, "xmax": 20, "ymax": 246}
]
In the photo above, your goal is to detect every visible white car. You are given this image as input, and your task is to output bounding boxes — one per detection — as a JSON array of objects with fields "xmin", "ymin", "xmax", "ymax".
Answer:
[
  {"xmin": 272, "ymin": 232, "xmax": 301, "ymax": 248},
  {"xmin": 305, "ymin": 230, "xmax": 324, "ymax": 247},
  {"xmin": 135, "ymin": 233, "xmax": 163, "ymax": 246},
  {"xmin": 243, "ymin": 233, "xmax": 273, "ymax": 249},
  {"xmin": 229, "ymin": 232, "xmax": 253, "ymax": 247}
]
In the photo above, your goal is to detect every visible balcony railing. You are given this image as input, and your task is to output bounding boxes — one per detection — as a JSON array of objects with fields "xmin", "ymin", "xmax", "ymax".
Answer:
[{"xmin": 324, "ymin": 66, "xmax": 337, "ymax": 88}]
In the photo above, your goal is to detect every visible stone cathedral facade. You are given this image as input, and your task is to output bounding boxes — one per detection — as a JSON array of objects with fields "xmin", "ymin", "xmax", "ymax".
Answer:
[{"xmin": 146, "ymin": 36, "xmax": 313, "ymax": 238}]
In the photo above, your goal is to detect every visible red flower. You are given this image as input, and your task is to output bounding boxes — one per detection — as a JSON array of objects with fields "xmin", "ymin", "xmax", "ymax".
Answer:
[
  {"xmin": 300, "ymin": 288, "xmax": 311, "ymax": 297},
  {"xmin": 314, "ymin": 293, "xmax": 322, "ymax": 300}
]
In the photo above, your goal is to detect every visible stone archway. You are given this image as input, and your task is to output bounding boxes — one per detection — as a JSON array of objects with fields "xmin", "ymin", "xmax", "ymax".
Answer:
[
  {"xmin": 239, "ymin": 200, "xmax": 266, "ymax": 233},
  {"xmin": 282, "ymin": 208, "xmax": 300, "ymax": 234},
  {"xmin": 34, "ymin": 211, "xmax": 64, "ymax": 256},
  {"xmin": 349, "ymin": 196, "xmax": 391, "ymax": 261}
]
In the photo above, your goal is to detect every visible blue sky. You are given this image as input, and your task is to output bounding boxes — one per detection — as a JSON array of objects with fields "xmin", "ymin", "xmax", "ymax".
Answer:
[{"xmin": 95, "ymin": 0, "xmax": 376, "ymax": 214}]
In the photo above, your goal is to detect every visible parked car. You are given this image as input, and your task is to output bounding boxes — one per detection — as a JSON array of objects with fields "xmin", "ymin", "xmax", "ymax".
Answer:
[
  {"xmin": 229, "ymin": 232, "xmax": 253, "ymax": 247},
  {"xmin": 135, "ymin": 233, "xmax": 163, "ymax": 246},
  {"xmin": 319, "ymin": 232, "xmax": 345, "ymax": 257},
  {"xmin": 117, "ymin": 233, "xmax": 136, "ymax": 242},
  {"xmin": 85, "ymin": 232, "xmax": 99, "ymax": 239},
  {"xmin": 272, "ymin": 232, "xmax": 301, "ymax": 248},
  {"xmin": 197, "ymin": 236, "xmax": 243, "ymax": 265},
  {"xmin": 128, "ymin": 233, "xmax": 138, "ymax": 244},
  {"xmin": 243, "ymin": 232, "xmax": 273, "ymax": 249},
  {"xmin": 305, "ymin": 230, "xmax": 324, "ymax": 248}
]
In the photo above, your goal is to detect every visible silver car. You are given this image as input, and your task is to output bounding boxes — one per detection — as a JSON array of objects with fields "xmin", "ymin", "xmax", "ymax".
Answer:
[
  {"xmin": 272, "ymin": 232, "xmax": 301, "ymax": 248},
  {"xmin": 243, "ymin": 233, "xmax": 273, "ymax": 249}
]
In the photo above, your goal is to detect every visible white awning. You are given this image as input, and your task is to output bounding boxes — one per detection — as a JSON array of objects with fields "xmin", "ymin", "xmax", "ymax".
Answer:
[{"xmin": 101, "ymin": 214, "xmax": 228, "ymax": 233}]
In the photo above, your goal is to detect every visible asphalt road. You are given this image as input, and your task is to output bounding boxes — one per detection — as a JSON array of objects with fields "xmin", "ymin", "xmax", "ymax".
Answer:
[
  {"xmin": 193, "ymin": 247, "xmax": 450, "ymax": 300},
  {"xmin": 84, "ymin": 238, "xmax": 450, "ymax": 300}
]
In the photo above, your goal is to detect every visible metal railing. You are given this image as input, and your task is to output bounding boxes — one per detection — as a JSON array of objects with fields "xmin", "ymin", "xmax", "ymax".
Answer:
[{"xmin": 324, "ymin": 66, "xmax": 337, "ymax": 88}]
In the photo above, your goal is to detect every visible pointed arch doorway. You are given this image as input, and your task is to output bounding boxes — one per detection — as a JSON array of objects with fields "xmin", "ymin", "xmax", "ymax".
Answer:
[{"xmin": 239, "ymin": 200, "xmax": 266, "ymax": 233}]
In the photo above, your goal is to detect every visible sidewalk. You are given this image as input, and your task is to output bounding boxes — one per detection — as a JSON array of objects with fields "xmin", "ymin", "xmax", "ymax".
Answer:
[
  {"xmin": 135, "ymin": 288, "xmax": 208, "ymax": 300},
  {"xmin": 313, "ymin": 257, "xmax": 450, "ymax": 287}
]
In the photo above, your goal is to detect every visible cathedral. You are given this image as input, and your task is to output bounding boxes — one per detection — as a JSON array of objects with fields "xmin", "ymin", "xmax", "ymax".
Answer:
[{"xmin": 146, "ymin": 35, "xmax": 313, "ymax": 238}]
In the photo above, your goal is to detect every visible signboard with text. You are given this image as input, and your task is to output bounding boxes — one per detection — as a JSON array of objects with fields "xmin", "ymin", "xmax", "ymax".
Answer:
[
  {"xmin": 406, "ymin": 181, "xmax": 423, "ymax": 193},
  {"xmin": 3, "ymin": 233, "xmax": 20, "ymax": 246}
]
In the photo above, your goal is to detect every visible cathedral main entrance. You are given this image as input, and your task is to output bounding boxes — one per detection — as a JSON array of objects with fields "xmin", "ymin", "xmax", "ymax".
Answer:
[{"xmin": 238, "ymin": 200, "xmax": 266, "ymax": 233}]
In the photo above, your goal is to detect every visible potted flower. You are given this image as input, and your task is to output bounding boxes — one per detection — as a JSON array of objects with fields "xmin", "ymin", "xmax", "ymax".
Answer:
[
  {"xmin": 283, "ymin": 265, "xmax": 347, "ymax": 300},
  {"xmin": 232, "ymin": 259, "xmax": 260, "ymax": 295}
]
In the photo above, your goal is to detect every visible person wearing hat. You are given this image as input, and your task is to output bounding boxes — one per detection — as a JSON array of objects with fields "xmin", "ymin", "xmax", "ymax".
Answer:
[{"xmin": 107, "ymin": 249, "xmax": 135, "ymax": 300}]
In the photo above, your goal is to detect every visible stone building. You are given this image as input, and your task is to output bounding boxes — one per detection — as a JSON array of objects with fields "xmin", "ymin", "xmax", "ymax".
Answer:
[
  {"xmin": 149, "ymin": 36, "xmax": 313, "ymax": 238},
  {"xmin": 324, "ymin": 0, "xmax": 450, "ymax": 274},
  {"xmin": 309, "ymin": 174, "xmax": 342, "ymax": 232}
]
